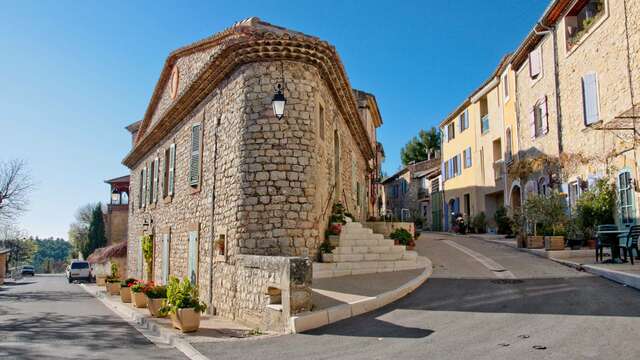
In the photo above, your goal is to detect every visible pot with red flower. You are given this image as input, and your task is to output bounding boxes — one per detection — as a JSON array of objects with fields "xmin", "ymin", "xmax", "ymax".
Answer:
[
  {"xmin": 120, "ymin": 278, "xmax": 136, "ymax": 303},
  {"xmin": 131, "ymin": 280, "xmax": 151, "ymax": 308}
]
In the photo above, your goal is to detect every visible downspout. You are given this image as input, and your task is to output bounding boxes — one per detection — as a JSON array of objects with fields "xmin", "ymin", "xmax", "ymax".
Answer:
[
  {"xmin": 536, "ymin": 22, "xmax": 563, "ymax": 156},
  {"xmin": 208, "ymin": 115, "xmax": 220, "ymax": 314}
]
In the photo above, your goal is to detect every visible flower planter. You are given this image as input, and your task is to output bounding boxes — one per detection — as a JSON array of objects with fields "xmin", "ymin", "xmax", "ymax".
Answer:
[
  {"xmin": 96, "ymin": 275, "xmax": 107, "ymax": 286},
  {"xmin": 527, "ymin": 236, "xmax": 545, "ymax": 249},
  {"xmin": 170, "ymin": 308, "xmax": 201, "ymax": 333},
  {"xmin": 132, "ymin": 292, "xmax": 148, "ymax": 308},
  {"xmin": 516, "ymin": 234, "xmax": 527, "ymax": 248},
  {"xmin": 406, "ymin": 245, "xmax": 415, "ymax": 251},
  {"xmin": 585, "ymin": 239, "xmax": 596, "ymax": 249},
  {"xmin": 147, "ymin": 298, "xmax": 166, "ymax": 317},
  {"xmin": 394, "ymin": 239, "xmax": 400, "ymax": 246},
  {"xmin": 107, "ymin": 282, "xmax": 120, "ymax": 295},
  {"xmin": 320, "ymin": 253, "xmax": 333, "ymax": 263},
  {"xmin": 545, "ymin": 236, "xmax": 565, "ymax": 251},
  {"xmin": 120, "ymin": 287, "xmax": 132, "ymax": 303}
]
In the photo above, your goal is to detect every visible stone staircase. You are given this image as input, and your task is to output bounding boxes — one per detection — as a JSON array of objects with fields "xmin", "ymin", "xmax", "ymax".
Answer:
[{"xmin": 313, "ymin": 219, "xmax": 428, "ymax": 279}]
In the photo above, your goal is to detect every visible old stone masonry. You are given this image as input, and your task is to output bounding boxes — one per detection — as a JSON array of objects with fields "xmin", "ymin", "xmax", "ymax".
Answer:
[{"xmin": 122, "ymin": 17, "xmax": 385, "ymax": 332}]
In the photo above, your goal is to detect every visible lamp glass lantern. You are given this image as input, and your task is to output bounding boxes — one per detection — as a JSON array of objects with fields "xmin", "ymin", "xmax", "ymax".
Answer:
[
  {"xmin": 111, "ymin": 189, "xmax": 121, "ymax": 205},
  {"xmin": 272, "ymin": 84, "xmax": 286, "ymax": 120}
]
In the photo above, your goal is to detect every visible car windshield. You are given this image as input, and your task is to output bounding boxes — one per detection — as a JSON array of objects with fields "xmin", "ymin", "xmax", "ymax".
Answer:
[
  {"xmin": 71, "ymin": 262, "xmax": 89, "ymax": 269},
  {"xmin": 22, "ymin": 266, "xmax": 33, "ymax": 269}
]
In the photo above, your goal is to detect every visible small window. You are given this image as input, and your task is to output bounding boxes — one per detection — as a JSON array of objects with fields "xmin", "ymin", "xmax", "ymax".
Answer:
[
  {"xmin": 565, "ymin": 0, "xmax": 606, "ymax": 50},
  {"xmin": 531, "ymin": 97, "xmax": 549, "ymax": 138},
  {"xmin": 505, "ymin": 128, "xmax": 513, "ymax": 162},
  {"xmin": 537, "ymin": 177, "xmax": 547, "ymax": 196},
  {"xmin": 319, "ymin": 104, "xmax": 325, "ymax": 140},
  {"xmin": 138, "ymin": 169, "xmax": 144, "ymax": 209},
  {"xmin": 502, "ymin": 72, "xmax": 510, "ymax": 100},
  {"xmin": 447, "ymin": 122, "xmax": 455, "ymax": 141},
  {"xmin": 163, "ymin": 148, "xmax": 170, "ymax": 197},
  {"xmin": 464, "ymin": 147, "xmax": 472, "ymax": 169},
  {"xmin": 618, "ymin": 170, "xmax": 634, "ymax": 224},
  {"xmin": 569, "ymin": 182, "xmax": 580, "ymax": 209},
  {"xmin": 459, "ymin": 111, "xmax": 468, "ymax": 132}
]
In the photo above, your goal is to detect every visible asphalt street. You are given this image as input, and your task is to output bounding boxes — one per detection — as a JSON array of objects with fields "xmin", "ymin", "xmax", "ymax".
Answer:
[
  {"xmin": 0, "ymin": 274, "xmax": 186, "ymax": 360},
  {"xmin": 194, "ymin": 232, "xmax": 640, "ymax": 360}
]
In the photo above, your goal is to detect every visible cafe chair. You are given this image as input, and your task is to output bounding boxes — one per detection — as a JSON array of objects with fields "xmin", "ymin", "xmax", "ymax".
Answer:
[
  {"xmin": 596, "ymin": 224, "xmax": 619, "ymax": 263},
  {"xmin": 621, "ymin": 225, "xmax": 640, "ymax": 265}
]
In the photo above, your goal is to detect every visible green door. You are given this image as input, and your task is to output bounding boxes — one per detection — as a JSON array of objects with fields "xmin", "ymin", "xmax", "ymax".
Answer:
[{"xmin": 432, "ymin": 191, "xmax": 443, "ymax": 232}]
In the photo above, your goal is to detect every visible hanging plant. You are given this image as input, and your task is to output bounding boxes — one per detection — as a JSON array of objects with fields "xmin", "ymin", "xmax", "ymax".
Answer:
[{"xmin": 142, "ymin": 234, "xmax": 154, "ymax": 280}]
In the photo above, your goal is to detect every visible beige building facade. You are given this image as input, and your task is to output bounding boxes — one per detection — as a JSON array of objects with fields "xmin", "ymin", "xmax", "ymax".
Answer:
[{"xmin": 122, "ymin": 18, "xmax": 382, "ymax": 331}]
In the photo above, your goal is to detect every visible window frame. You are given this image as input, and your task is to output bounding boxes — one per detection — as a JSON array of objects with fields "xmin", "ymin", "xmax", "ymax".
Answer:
[{"xmin": 189, "ymin": 123, "xmax": 203, "ymax": 190}]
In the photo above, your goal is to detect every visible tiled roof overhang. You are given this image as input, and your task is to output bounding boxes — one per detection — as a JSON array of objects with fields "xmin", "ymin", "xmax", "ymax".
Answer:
[{"xmin": 123, "ymin": 19, "xmax": 375, "ymax": 168}]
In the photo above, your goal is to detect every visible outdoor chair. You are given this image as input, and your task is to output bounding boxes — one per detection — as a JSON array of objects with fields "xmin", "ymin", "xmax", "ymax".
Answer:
[
  {"xmin": 621, "ymin": 225, "xmax": 640, "ymax": 265},
  {"xmin": 596, "ymin": 224, "xmax": 619, "ymax": 262}
]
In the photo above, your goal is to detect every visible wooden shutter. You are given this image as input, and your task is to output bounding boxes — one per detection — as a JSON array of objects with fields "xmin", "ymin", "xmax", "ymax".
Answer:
[
  {"xmin": 529, "ymin": 47, "xmax": 541, "ymax": 78},
  {"xmin": 169, "ymin": 144, "xmax": 176, "ymax": 195},
  {"xmin": 162, "ymin": 232, "xmax": 170, "ymax": 284},
  {"xmin": 582, "ymin": 73, "xmax": 599, "ymax": 125},
  {"xmin": 443, "ymin": 126, "xmax": 448, "ymax": 142},
  {"xmin": 189, "ymin": 125, "xmax": 202, "ymax": 187},
  {"xmin": 464, "ymin": 109, "xmax": 469, "ymax": 129},
  {"xmin": 142, "ymin": 167, "xmax": 147, "ymax": 208},
  {"xmin": 541, "ymin": 96, "xmax": 549, "ymax": 134},
  {"xmin": 137, "ymin": 236, "xmax": 143, "ymax": 277},
  {"xmin": 442, "ymin": 161, "xmax": 447, "ymax": 181},
  {"xmin": 530, "ymin": 107, "xmax": 536, "ymax": 139},
  {"xmin": 188, "ymin": 230, "xmax": 198, "ymax": 285},
  {"xmin": 138, "ymin": 170, "xmax": 144, "ymax": 209},
  {"xmin": 457, "ymin": 155, "xmax": 462, "ymax": 176},
  {"xmin": 153, "ymin": 157, "xmax": 159, "ymax": 203}
]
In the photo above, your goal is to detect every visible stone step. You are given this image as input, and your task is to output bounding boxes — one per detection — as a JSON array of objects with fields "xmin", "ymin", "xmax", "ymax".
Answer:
[
  {"xmin": 332, "ymin": 245, "xmax": 405, "ymax": 254},
  {"xmin": 402, "ymin": 251, "xmax": 418, "ymax": 260},
  {"xmin": 342, "ymin": 222, "xmax": 363, "ymax": 230},
  {"xmin": 340, "ymin": 239, "xmax": 395, "ymax": 247},
  {"xmin": 339, "ymin": 232, "xmax": 381, "ymax": 241},
  {"xmin": 327, "ymin": 251, "xmax": 405, "ymax": 263},
  {"xmin": 312, "ymin": 258, "xmax": 423, "ymax": 278}
]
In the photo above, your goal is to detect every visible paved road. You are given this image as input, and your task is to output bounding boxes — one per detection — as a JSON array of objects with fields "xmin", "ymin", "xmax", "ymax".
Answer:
[
  {"xmin": 0, "ymin": 274, "xmax": 186, "ymax": 360},
  {"xmin": 196, "ymin": 233, "xmax": 640, "ymax": 360}
]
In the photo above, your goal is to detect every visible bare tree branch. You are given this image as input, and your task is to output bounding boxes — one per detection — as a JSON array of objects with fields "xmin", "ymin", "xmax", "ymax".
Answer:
[{"xmin": 0, "ymin": 159, "xmax": 34, "ymax": 223}]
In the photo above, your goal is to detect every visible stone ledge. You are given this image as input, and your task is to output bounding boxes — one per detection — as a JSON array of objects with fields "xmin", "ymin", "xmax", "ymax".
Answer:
[{"xmin": 290, "ymin": 257, "xmax": 433, "ymax": 333}]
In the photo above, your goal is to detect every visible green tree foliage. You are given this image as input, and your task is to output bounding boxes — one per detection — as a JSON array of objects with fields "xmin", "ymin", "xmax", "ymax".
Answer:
[
  {"xmin": 68, "ymin": 203, "xmax": 96, "ymax": 258},
  {"xmin": 524, "ymin": 192, "xmax": 568, "ymax": 236},
  {"xmin": 31, "ymin": 237, "xmax": 72, "ymax": 273},
  {"xmin": 400, "ymin": 127, "xmax": 441, "ymax": 166},
  {"xmin": 575, "ymin": 179, "xmax": 616, "ymax": 239},
  {"xmin": 494, "ymin": 206, "xmax": 513, "ymax": 235},
  {"xmin": 86, "ymin": 203, "xmax": 107, "ymax": 257}
]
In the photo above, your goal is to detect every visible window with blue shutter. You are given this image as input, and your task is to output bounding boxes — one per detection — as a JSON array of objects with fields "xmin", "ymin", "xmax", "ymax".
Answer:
[
  {"xmin": 188, "ymin": 230, "xmax": 199, "ymax": 285},
  {"xmin": 169, "ymin": 143, "xmax": 176, "ymax": 195},
  {"xmin": 153, "ymin": 157, "xmax": 159, "ymax": 203},
  {"xmin": 189, "ymin": 125, "xmax": 202, "ymax": 187},
  {"xmin": 464, "ymin": 147, "xmax": 472, "ymax": 168},
  {"xmin": 582, "ymin": 73, "xmax": 599, "ymax": 125},
  {"xmin": 162, "ymin": 232, "xmax": 170, "ymax": 284}
]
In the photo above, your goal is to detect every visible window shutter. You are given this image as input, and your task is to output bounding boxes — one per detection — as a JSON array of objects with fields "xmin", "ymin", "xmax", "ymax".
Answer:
[
  {"xmin": 169, "ymin": 144, "xmax": 176, "ymax": 195},
  {"xmin": 189, "ymin": 125, "xmax": 202, "ymax": 186},
  {"xmin": 582, "ymin": 73, "xmax": 599, "ymax": 125},
  {"xmin": 541, "ymin": 96, "xmax": 549, "ymax": 134},
  {"xmin": 442, "ymin": 161, "xmax": 447, "ymax": 181},
  {"xmin": 443, "ymin": 126, "xmax": 448, "ymax": 143},
  {"xmin": 138, "ymin": 170, "xmax": 144, "ymax": 209},
  {"xmin": 154, "ymin": 158, "xmax": 159, "ymax": 202},
  {"xmin": 188, "ymin": 230, "xmax": 198, "ymax": 285},
  {"xmin": 162, "ymin": 232, "xmax": 170, "ymax": 284},
  {"xmin": 530, "ymin": 107, "xmax": 536, "ymax": 139},
  {"xmin": 457, "ymin": 155, "xmax": 462, "ymax": 176},
  {"xmin": 529, "ymin": 47, "xmax": 541, "ymax": 78},
  {"xmin": 142, "ymin": 166, "xmax": 147, "ymax": 208},
  {"xmin": 464, "ymin": 109, "xmax": 469, "ymax": 129}
]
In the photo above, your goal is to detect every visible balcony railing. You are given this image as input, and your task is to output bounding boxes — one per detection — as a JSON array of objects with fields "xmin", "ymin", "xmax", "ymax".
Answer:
[{"xmin": 493, "ymin": 160, "xmax": 504, "ymax": 181}]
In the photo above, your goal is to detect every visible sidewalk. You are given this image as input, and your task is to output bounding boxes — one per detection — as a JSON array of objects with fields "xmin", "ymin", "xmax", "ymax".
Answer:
[
  {"xmin": 80, "ymin": 283, "xmax": 269, "ymax": 360},
  {"xmin": 463, "ymin": 233, "xmax": 640, "ymax": 291},
  {"xmin": 292, "ymin": 257, "xmax": 433, "ymax": 333}
]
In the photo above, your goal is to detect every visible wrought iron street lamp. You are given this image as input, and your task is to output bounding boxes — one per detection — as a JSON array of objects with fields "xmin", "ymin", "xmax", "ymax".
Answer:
[{"xmin": 272, "ymin": 83, "xmax": 286, "ymax": 120}]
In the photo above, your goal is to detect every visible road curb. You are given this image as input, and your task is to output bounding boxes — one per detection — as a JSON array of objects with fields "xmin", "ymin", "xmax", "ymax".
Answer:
[
  {"xmin": 473, "ymin": 235, "xmax": 640, "ymax": 291},
  {"xmin": 79, "ymin": 283, "xmax": 210, "ymax": 360},
  {"xmin": 290, "ymin": 256, "xmax": 433, "ymax": 333}
]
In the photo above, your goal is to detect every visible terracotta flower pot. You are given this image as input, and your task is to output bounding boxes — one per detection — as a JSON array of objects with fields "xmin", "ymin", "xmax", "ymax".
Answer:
[
  {"xmin": 170, "ymin": 308, "xmax": 201, "ymax": 333},
  {"xmin": 545, "ymin": 236, "xmax": 565, "ymax": 251},
  {"xmin": 586, "ymin": 239, "xmax": 596, "ymax": 249},
  {"xmin": 132, "ymin": 292, "xmax": 148, "ymax": 308},
  {"xmin": 527, "ymin": 236, "xmax": 545, "ymax": 249},
  {"xmin": 147, "ymin": 298, "xmax": 166, "ymax": 317},
  {"xmin": 96, "ymin": 275, "xmax": 107, "ymax": 286},
  {"xmin": 120, "ymin": 287, "xmax": 132, "ymax": 303},
  {"xmin": 107, "ymin": 282, "xmax": 120, "ymax": 295}
]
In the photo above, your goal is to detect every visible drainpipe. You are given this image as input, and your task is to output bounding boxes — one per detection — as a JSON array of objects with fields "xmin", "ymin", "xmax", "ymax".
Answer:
[
  {"xmin": 535, "ymin": 22, "xmax": 563, "ymax": 156},
  {"xmin": 208, "ymin": 115, "xmax": 220, "ymax": 314}
]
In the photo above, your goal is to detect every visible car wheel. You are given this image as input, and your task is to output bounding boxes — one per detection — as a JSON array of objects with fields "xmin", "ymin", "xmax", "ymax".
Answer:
[{"xmin": 68, "ymin": 278, "xmax": 72, "ymax": 283}]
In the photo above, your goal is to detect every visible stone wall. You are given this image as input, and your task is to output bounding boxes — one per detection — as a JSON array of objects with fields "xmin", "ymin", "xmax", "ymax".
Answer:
[
  {"xmin": 127, "ymin": 59, "xmax": 369, "ymax": 329},
  {"xmin": 105, "ymin": 207, "xmax": 128, "ymax": 246}
]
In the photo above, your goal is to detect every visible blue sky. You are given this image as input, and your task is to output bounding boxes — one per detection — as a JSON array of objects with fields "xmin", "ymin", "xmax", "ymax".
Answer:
[{"xmin": 0, "ymin": 1, "xmax": 548, "ymax": 239}]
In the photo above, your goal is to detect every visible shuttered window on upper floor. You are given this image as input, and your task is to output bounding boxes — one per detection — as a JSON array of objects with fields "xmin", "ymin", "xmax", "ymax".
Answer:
[
  {"xmin": 189, "ymin": 124, "xmax": 202, "ymax": 187},
  {"xmin": 529, "ymin": 45, "xmax": 542, "ymax": 79},
  {"xmin": 582, "ymin": 73, "xmax": 600, "ymax": 125},
  {"xmin": 530, "ymin": 96, "xmax": 549, "ymax": 139}
]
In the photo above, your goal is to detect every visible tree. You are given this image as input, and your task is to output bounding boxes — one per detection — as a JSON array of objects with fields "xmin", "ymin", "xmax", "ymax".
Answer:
[
  {"xmin": 0, "ymin": 159, "xmax": 34, "ymax": 224},
  {"xmin": 0, "ymin": 224, "xmax": 35, "ymax": 270},
  {"xmin": 400, "ymin": 127, "xmax": 441, "ymax": 166},
  {"xmin": 68, "ymin": 203, "xmax": 97, "ymax": 258},
  {"xmin": 31, "ymin": 236, "xmax": 72, "ymax": 273},
  {"xmin": 87, "ymin": 203, "xmax": 107, "ymax": 256}
]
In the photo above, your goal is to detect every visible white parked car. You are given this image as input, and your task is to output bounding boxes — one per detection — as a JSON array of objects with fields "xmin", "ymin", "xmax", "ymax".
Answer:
[{"xmin": 66, "ymin": 260, "xmax": 91, "ymax": 283}]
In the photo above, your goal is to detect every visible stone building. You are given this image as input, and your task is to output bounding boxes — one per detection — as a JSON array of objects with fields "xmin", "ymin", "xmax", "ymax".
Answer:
[
  {"xmin": 510, "ymin": 0, "xmax": 640, "ymax": 226},
  {"xmin": 104, "ymin": 175, "xmax": 129, "ymax": 246},
  {"xmin": 381, "ymin": 156, "xmax": 441, "ymax": 228},
  {"xmin": 122, "ymin": 18, "xmax": 383, "ymax": 330}
]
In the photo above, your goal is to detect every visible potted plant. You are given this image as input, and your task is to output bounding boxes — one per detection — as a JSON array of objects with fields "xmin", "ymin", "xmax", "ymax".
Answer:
[
  {"xmin": 539, "ymin": 191, "xmax": 569, "ymax": 251},
  {"xmin": 120, "ymin": 278, "xmax": 136, "ymax": 303},
  {"xmin": 318, "ymin": 241, "xmax": 335, "ymax": 263},
  {"xmin": 105, "ymin": 263, "xmax": 121, "ymax": 295},
  {"xmin": 141, "ymin": 234, "xmax": 154, "ymax": 281},
  {"xmin": 390, "ymin": 228, "xmax": 412, "ymax": 247},
  {"xmin": 575, "ymin": 179, "xmax": 616, "ymax": 250},
  {"xmin": 523, "ymin": 195, "xmax": 546, "ymax": 249},
  {"xmin": 161, "ymin": 277, "xmax": 207, "ymax": 333},
  {"xmin": 131, "ymin": 280, "xmax": 151, "ymax": 308},
  {"xmin": 144, "ymin": 284, "xmax": 167, "ymax": 317},
  {"xmin": 406, "ymin": 239, "xmax": 416, "ymax": 251}
]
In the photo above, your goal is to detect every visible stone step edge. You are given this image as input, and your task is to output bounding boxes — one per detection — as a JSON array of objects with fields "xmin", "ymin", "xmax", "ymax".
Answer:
[
  {"xmin": 312, "ymin": 256, "xmax": 428, "ymax": 278},
  {"xmin": 292, "ymin": 257, "xmax": 433, "ymax": 333}
]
